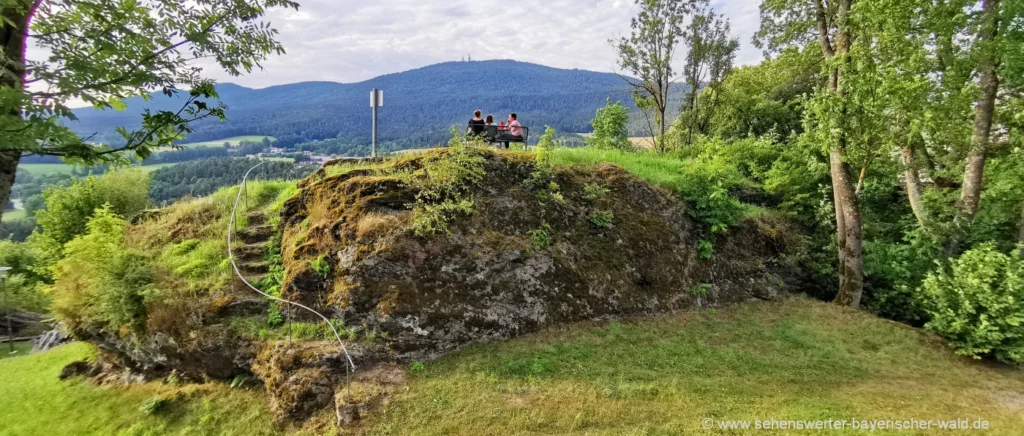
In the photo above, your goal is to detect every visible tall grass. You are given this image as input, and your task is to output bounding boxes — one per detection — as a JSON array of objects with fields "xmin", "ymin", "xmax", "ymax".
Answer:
[{"xmin": 549, "ymin": 147, "xmax": 748, "ymax": 232}]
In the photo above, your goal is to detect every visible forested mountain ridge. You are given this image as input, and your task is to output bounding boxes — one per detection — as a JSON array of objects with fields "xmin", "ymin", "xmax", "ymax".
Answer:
[{"xmin": 69, "ymin": 60, "xmax": 686, "ymax": 151}]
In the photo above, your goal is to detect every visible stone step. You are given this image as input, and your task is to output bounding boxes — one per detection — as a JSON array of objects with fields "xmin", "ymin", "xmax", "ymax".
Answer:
[
  {"xmin": 219, "ymin": 298, "xmax": 271, "ymax": 317},
  {"xmin": 238, "ymin": 261, "xmax": 271, "ymax": 275},
  {"xmin": 246, "ymin": 212, "xmax": 268, "ymax": 226},
  {"xmin": 234, "ymin": 243, "xmax": 266, "ymax": 262},
  {"xmin": 237, "ymin": 225, "xmax": 274, "ymax": 244}
]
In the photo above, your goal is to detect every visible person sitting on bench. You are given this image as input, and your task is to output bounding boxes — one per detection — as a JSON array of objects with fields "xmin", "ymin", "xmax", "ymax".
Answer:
[
  {"xmin": 497, "ymin": 113, "xmax": 523, "ymax": 149},
  {"xmin": 467, "ymin": 109, "xmax": 486, "ymax": 137}
]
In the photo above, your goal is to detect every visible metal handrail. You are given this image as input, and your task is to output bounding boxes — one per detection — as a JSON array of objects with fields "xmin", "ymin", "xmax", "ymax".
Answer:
[{"xmin": 226, "ymin": 162, "xmax": 357, "ymax": 377}]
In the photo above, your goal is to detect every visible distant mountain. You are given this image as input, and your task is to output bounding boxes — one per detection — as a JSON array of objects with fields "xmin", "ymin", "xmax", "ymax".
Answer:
[{"xmin": 69, "ymin": 60, "xmax": 685, "ymax": 152}]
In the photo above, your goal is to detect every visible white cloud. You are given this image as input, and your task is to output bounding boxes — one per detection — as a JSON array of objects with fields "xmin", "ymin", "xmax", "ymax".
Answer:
[
  {"xmin": 27, "ymin": 0, "xmax": 765, "ymax": 92},
  {"xmin": 203, "ymin": 0, "xmax": 765, "ymax": 88}
]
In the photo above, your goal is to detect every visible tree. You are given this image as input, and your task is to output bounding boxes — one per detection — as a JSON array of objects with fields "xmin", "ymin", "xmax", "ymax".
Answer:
[
  {"xmin": 679, "ymin": 7, "xmax": 739, "ymax": 146},
  {"xmin": 957, "ymin": 0, "xmax": 1004, "ymax": 229},
  {"xmin": 0, "ymin": 0, "xmax": 299, "ymax": 222},
  {"xmin": 586, "ymin": 99, "xmax": 631, "ymax": 150},
  {"xmin": 34, "ymin": 169, "xmax": 151, "ymax": 246},
  {"xmin": 760, "ymin": 0, "xmax": 870, "ymax": 308},
  {"xmin": 612, "ymin": 0, "xmax": 699, "ymax": 152}
]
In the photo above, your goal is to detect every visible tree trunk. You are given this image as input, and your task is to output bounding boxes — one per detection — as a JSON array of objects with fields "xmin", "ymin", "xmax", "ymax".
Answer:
[
  {"xmin": 831, "ymin": 147, "xmax": 864, "ymax": 308},
  {"xmin": 1, "ymin": 2, "xmax": 33, "ymax": 223},
  {"xmin": 0, "ymin": 151, "xmax": 18, "ymax": 223},
  {"xmin": 816, "ymin": 0, "xmax": 863, "ymax": 308},
  {"xmin": 957, "ymin": 0, "xmax": 1001, "ymax": 225},
  {"xmin": 658, "ymin": 105, "xmax": 667, "ymax": 152},
  {"xmin": 901, "ymin": 144, "xmax": 928, "ymax": 227}
]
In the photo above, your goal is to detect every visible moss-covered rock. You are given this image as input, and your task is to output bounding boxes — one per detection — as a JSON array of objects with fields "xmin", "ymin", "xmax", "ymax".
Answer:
[{"xmin": 279, "ymin": 149, "xmax": 804, "ymax": 357}]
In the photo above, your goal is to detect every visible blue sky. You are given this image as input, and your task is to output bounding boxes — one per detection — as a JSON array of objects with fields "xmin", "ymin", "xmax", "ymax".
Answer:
[{"xmin": 210, "ymin": 0, "xmax": 765, "ymax": 88}]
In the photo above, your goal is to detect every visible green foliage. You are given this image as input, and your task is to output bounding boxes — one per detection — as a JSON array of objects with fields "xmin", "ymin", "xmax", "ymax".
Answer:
[
  {"xmin": 697, "ymin": 239, "xmax": 714, "ymax": 260},
  {"xmin": 35, "ymin": 170, "xmax": 152, "ymax": 246},
  {"xmin": 533, "ymin": 126, "xmax": 558, "ymax": 168},
  {"xmin": 309, "ymin": 256, "xmax": 331, "ymax": 279},
  {"xmin": 410, "ymin": 129, "xmax": 487, "ymax": 236},
  {"xmin": 2, "ymin": 0, "xmax": 298, "ymax": 168},
  {"xmin": 588, "ymin": 210, "xmax": 614, "ymax": 229},
  {"xmin": 689, "ymin": 283, "xmax": 711, "ymax": 296},
  {"xmin": 139, "ymin": 396, "xmax": 169, "ymax": 416},
  {"xmin": 692, "ymin": 47, "xmax": 817, "ymax": 141},
  {"xmin": 549, "ymin": 147, "xmax": 745, "ymax": 234},
  {"xmin": 586, "ymin": 99, "xmax": 632, "ymax": 150},
  {"xmin": 612, "ymin": 0, "xmax": 700, "ymax": 151},
  {"xmin": 411, "ymin": 198, "xmax": 476, "ymax": 237},
  {"xmin": 51, "ymin": 207, "xmax": 159, "ymax": 335},
  {"xmin": 921, "ymin": 244, "xmax": 1024, "ymax": 363},
  {"xmin": 583, "ymin": 184, "xmax": 610, "ymax": 201},
  {"xmin": 409, "ymin": 362, "xmax": 426, "ymax": 372},
  {"xmin": 149, "ymin": 158, "xmax": 313, "ymax": 205},
  {"xmin": 529, "ymin": 222, "xmax": 553, "ymax": 250},
  {"xmin": 676, "ymin": 7, "xmax": 740, "ymax": 147},
  {"xmin": 0, "ymin": 272, "xmax": 49, "ymax": 313}
]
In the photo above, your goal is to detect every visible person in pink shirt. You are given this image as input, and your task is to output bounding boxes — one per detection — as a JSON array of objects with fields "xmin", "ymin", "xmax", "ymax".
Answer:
[
  {"xmin": 497, "ymin": 113, "xmax": 524, "ymax": 149},
  {"xmin": 507, "ymin": 113, "xmax": 523, "ymax": 137}
]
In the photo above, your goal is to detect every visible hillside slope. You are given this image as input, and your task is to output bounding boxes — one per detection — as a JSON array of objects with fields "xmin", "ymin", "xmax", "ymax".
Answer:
[
  {"xmin": 52, "ymin": 147, "xmax": 800, "ymax": 423},
  {"xmin": 4, "ymin": 299, "xmax": 1024, "ymax": 435},
  {"xmin": 68, "ymin": 60, "xmax": 686, "ymax": 150}
]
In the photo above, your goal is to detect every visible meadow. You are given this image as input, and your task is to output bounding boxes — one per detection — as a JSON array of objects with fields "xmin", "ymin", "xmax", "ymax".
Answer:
[
  {"xmin": 3, "ymin": 299, "xmax": 1023, "ymax": 435},
  {"xmin": 176, "ymin": 135, "xmax": 276, "ymax": 148}
]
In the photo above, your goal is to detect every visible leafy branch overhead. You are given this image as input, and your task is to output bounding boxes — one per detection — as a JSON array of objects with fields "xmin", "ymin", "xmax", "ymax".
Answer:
[
  {"xmin": 0, "ymin": 0, "xmax": 298, "ymax": 222},
  {"xmin": 3, "ymin": 0, "xmax": 298, "ymax": 160}
]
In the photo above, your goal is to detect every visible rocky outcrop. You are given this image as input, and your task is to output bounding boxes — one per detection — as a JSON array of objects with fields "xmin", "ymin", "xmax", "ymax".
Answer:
[
  {"xmin": 279, "ymin": 150, "xmax": 804, "ymax": 358},
  {"xmin": 69, "ymin": 149, "xmax": 807, "ymax": 423}
]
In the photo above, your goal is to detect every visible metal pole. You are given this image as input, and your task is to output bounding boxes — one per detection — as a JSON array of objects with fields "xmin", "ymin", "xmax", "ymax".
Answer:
[{"xmin": 371, "ymin": 88, "xmax": 378, "ymax": 158}]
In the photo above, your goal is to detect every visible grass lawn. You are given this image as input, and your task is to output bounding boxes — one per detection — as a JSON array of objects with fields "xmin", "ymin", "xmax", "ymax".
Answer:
[
  {"xmin": 177, "ymin": 135, "xmax": 276, "ymax": 148},
  {"xmin": 16, "ymin": 163, "xmax": 81, "ymax": 176},
  {"xmin": 367, "ymin": 298, "xmax": 1024, "ymax": 434},
  {"xmin": 18, "ymin": 163, "xmax": 179, "ymax": 176},
  {"xmin": 2, "ymin": 208, "xmax": 26, "ymax": 222},
  {"xmin": 0, "ymin": 342, "xmax": 33, "ymax": 360},
  {"xmin": 0, "ymin": 342, "xmax": 278, "ymax": 436},
  {"xmin": 3, "ymin": 299, "xmax": 1023, "ymax": 435},
  {"xmin": 549, "ymin": 147, "xmax": 700, "ymax": 193}
]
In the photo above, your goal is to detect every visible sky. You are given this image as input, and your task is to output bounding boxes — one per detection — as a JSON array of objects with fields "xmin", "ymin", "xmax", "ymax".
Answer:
[{"xmin": 205, "ymin": 0, "xmax": 765, "ymax": 89}]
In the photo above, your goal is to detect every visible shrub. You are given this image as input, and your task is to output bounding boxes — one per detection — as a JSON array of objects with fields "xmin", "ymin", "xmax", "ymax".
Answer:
[
  {"xmin": 410, "ymin": 129, "xmax": 487, "ymax": 236},
  {"xmin": 36, "ymin": 169, "xmax": 151, "ymax": 245},
  {"xmin": 920, "ymin": 244, "xmax": 1024, "ymax": 363},
  {"xmin": 51, "ymin": 207, "xmax": 160, "ymax": 335},
  {"xmin": 586, "ymin": 99, "xmax": 632, "ymax": 150}
]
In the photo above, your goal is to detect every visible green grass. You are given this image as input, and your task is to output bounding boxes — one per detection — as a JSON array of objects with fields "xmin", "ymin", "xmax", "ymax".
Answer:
[
  {"xmin": 0, "ymin": 342, "xmax": 33, "ymax": 360},
  {"xmin": 2, "ymin": 208, "xmax": 26, "ymax": 222},
  {"xmin": 176, "ymin": 135, "xmax": 276, "ymax": 148},
  {"xmin": 18, "ymin": 163, "xmax": 178, "ymax": 176},
  {"xmin": 17, "ymin": 163, "xmax": 81, "ymax": 176},
  {"xmin": 368, "ymin": 298, "xmax": 1024, "ymax": 435},
  {"xmin": 549, "ymin": 147, "xmax": 695, "ymax": 192},
  {"xmin": 4, "ymin": 299, "xmax": 1024, "ymax": 435},
  {"xmin": 0, "ymin": 343, "xmax": 278, "ymax": 436}
]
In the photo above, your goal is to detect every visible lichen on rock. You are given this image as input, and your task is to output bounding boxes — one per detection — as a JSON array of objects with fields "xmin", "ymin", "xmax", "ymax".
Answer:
[{"xmin": 279, "ymin": 149, "xmax": 803, "ymax": 358}]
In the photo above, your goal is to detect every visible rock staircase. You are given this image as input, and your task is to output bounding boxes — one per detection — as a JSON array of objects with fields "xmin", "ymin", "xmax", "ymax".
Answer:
[{"xmin": 223, "ymin": 211, "xmax": 277, "ymax": 316}]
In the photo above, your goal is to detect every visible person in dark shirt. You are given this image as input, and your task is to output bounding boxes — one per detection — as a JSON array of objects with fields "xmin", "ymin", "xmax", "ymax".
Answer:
[{"xmin": 467, "ymin": 109, "xmax": 486, "ymax": 137}]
